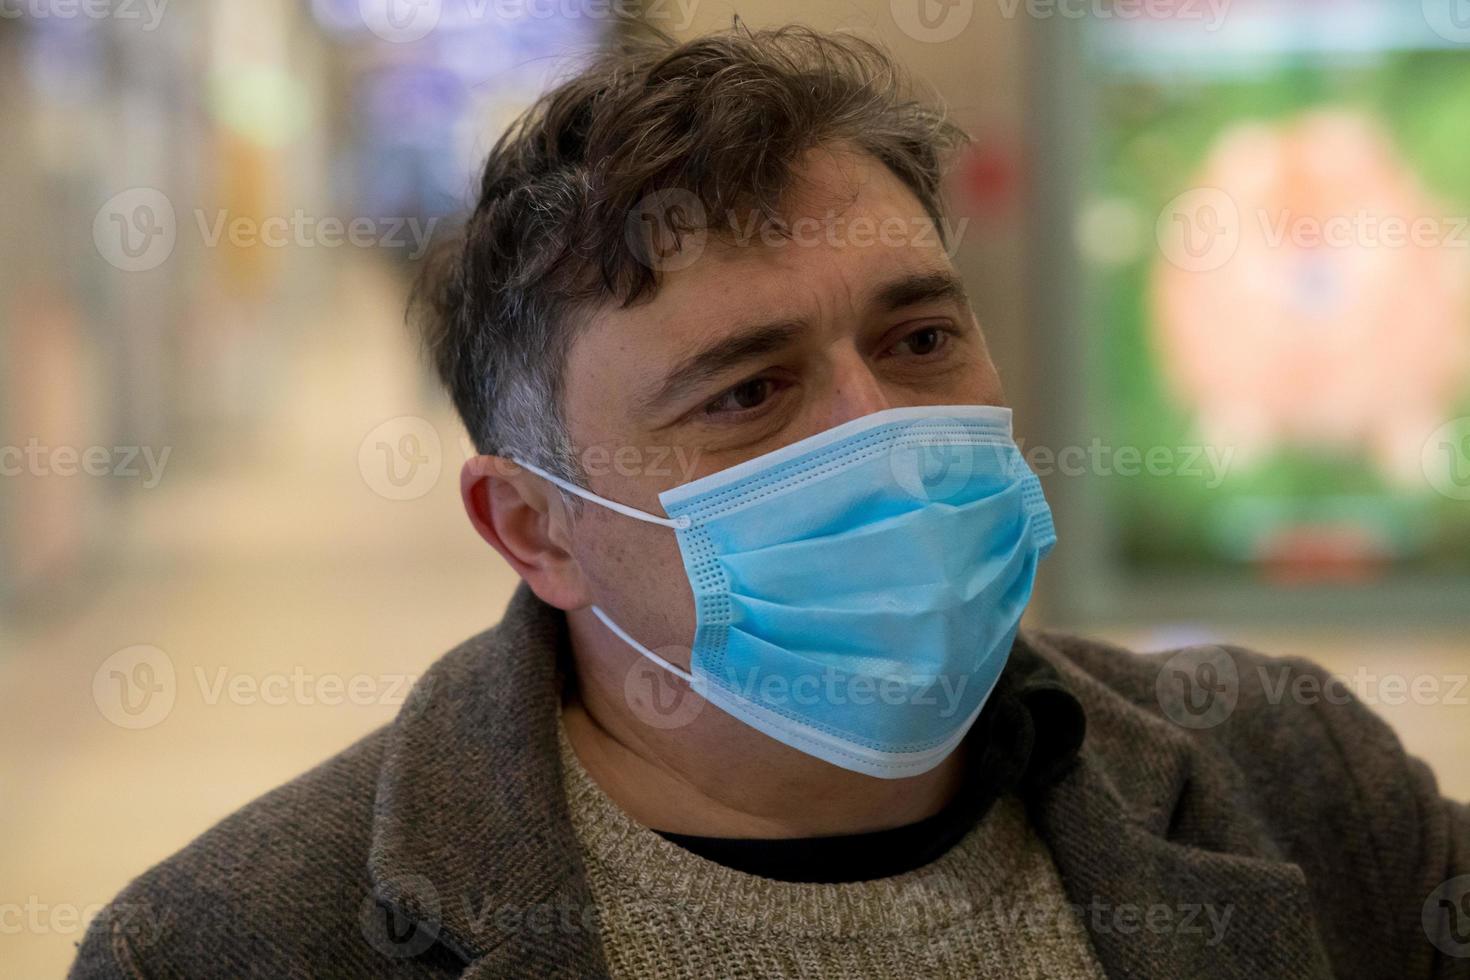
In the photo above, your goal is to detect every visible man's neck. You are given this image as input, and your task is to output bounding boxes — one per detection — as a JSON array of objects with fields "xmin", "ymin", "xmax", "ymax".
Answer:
[{"xmin": 559, "ymin": 611, "xmax": 970, "ymax": 839}]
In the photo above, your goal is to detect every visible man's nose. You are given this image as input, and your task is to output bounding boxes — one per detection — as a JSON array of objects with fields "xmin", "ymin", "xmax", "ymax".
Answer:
[{"xmin": 818, "ymin": 357, "xmax": 894, "ymax": 431}]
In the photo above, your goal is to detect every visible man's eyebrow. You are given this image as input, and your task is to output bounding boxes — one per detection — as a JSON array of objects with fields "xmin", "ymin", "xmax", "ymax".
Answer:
[
  {"xmin": 638, "ymin": 320, "xmax": 806, "ymax": 418},
  {"xmin": 634, "ymin": 273, "xmax": 968, "ymax": 420},
  {"xmin": 874, "ymin": 270, "xmax": 971, "ymax": 312}
]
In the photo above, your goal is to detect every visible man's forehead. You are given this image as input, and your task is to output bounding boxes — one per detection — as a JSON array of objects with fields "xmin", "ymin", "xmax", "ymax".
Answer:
[
  {"xmin": 623, "ymin": 154, "xmax": 955, "ymax": 322},
  {"xmin": 744, "ymin": 145, "xmax": 940, "ymax": 241},
  {"xmin": 597, "ymin": 240, "xmax": 960, "ymax": 354},
  {"xmin": 565, "ymin": 145, "xmax": 962, "ymax": 409}
]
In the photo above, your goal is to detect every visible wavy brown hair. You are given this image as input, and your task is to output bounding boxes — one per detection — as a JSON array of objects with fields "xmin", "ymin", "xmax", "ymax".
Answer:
[{"xmin": 411, "ymin": 22, "xmax": 967, "ymax": 480}]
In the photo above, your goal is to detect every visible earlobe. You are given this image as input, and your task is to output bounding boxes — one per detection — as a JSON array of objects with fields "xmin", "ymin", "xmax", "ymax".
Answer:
[{"xmin": 460, "ymin": 456, "xmax": 589, "ymax": 611}]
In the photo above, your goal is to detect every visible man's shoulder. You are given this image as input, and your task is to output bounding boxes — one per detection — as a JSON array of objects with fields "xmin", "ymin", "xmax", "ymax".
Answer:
[
  {"xmin": 71, "ymin": 598, "xmax": 570, "ymax": 978},
  {"xmin": 72, "ymin": 727, "xmax": 403, "ymax": 978},
  {"xmin": 1022, "ymin": 627, "xmax": 1435, "ymax": 842},
  {"xmin": 68, "ymin": 611, "xmax": 520, "ymax": 979},
  {"xmin": 1025, "ymin": 626, "xmax": 1405, "ymax": 761},
  {"xmin": 1028, "ymin": 627, "xmax": 1397, "ymax": 741},
  {"xmin": 1023, "ymin": 628, "xmax": 1469, "ymax": 978}
]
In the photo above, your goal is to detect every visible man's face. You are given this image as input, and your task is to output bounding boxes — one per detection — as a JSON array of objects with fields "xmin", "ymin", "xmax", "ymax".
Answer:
[{"xmin": 558, "ymin": 143, "xmax": 1005, "ymax": 653}]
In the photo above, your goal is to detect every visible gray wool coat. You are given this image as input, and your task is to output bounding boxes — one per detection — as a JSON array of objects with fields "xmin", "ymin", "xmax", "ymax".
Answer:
[{"xmin": 70, "ymin": 585, "xmax": 1470, "ymax": 979}]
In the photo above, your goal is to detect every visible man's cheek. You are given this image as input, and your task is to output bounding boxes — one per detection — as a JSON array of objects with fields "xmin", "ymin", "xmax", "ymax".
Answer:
[
  {"xmin": 575, "ymin": 512, "xmax": 697, "ymax": 646},
  {"xmin": 953, "ymin": 357, "xmax": 1005, "ymax": 407}
]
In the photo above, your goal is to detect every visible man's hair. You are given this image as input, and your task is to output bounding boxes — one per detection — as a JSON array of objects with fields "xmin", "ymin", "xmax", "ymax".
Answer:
[{"xmin": 412, "ymin": 23, "xmax": 967, "ymax": 481}]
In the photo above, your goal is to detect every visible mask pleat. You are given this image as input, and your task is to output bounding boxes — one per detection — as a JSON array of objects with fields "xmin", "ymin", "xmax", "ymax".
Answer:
[
  {"xmin": 715, "ymin": 481, "xmax": 1028, "ymax": 596},
  {"xmin": 717, "ymin": 514, "xmax": 1034, "ymax": 666}
]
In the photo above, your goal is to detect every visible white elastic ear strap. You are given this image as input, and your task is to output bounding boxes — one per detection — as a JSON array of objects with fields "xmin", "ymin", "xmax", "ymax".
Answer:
[
  {"xmin": 591, "ymin": 606, "xmax": 695, "ymax": 683},
  {"xmin": 510, "ymin": 458, "xmax": 690, "ymax": 529}
]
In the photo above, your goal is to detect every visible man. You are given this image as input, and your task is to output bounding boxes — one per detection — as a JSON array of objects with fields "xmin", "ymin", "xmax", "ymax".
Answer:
[{"xmin": 74, "ymin": 24, "xmax": 1467, "ymax": 980}]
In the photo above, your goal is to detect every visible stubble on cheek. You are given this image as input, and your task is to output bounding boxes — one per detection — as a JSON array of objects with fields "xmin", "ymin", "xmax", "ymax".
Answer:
[{"xmin": 573, "ymin": 507, "xmax": 696, "ymax": 648}]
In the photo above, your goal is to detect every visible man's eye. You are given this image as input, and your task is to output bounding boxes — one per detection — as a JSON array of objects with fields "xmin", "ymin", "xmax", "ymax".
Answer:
[
  {"xmin": 707, "ymin": 377, "xmax": 777, "ymax": 415},
  {"xmin": 892, "ymin": 326, "xmax": 948, "ymax": 357}
]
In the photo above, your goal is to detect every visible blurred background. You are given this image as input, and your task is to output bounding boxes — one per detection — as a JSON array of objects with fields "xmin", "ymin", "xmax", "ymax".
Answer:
[{"xmin": 2, "ymin": 0, "xmax": 1468, "ymax": 973}]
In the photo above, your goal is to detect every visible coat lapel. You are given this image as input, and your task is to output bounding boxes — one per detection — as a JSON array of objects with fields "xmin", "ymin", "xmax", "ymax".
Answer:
[{"xmin": 1024, "ymin": 632, "xmax": 1335, "ymax": 980}]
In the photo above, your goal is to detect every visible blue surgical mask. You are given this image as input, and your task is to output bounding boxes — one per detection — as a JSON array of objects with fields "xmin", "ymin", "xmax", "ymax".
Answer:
[{"xmin": 515, "ymin": 405, "xmax": 1055, "ymax": 779}]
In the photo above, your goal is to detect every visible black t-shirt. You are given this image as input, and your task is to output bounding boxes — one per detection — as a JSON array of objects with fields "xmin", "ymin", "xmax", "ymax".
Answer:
[{"xmin": 654, "ymin": 645, "xmax": 1086, "ymax": 884}]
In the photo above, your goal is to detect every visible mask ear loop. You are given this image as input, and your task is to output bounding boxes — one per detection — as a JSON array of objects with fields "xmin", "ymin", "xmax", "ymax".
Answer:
[
  {"xmin": 591, "ymin": 607, "xmax": 695, "ymax": 683},
  {"xmin": 511, "ymin": 458, "xmax": 699, "ymax": 684},
  {"xmin": 510, "ymin": 458, "xmax": 691, "ymax": 529}
]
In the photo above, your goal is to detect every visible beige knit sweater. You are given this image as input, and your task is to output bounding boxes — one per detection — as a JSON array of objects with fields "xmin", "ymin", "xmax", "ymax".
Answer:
[{"xmin": 558, "ymin": 724, "xmax": 1106, "ymax": 979}]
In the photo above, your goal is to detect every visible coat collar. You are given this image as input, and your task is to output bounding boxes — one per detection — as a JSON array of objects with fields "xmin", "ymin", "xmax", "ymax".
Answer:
[
  {"xmin": 368, "ymin": 587, "xmax": 1332, "ymax": 979},
  {"xmin": 367, "ymin": 584, "xmax": 607, "ymax": 976},
  {"xmin": 1023, "ymin": 630, "xmax": 1335, "ymax": 980}
]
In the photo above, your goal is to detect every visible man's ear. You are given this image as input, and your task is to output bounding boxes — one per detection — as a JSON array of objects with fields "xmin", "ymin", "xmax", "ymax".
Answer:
[{"xmin": 460, "ymin": 455, "xmax": 591, "ymax": 611}]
